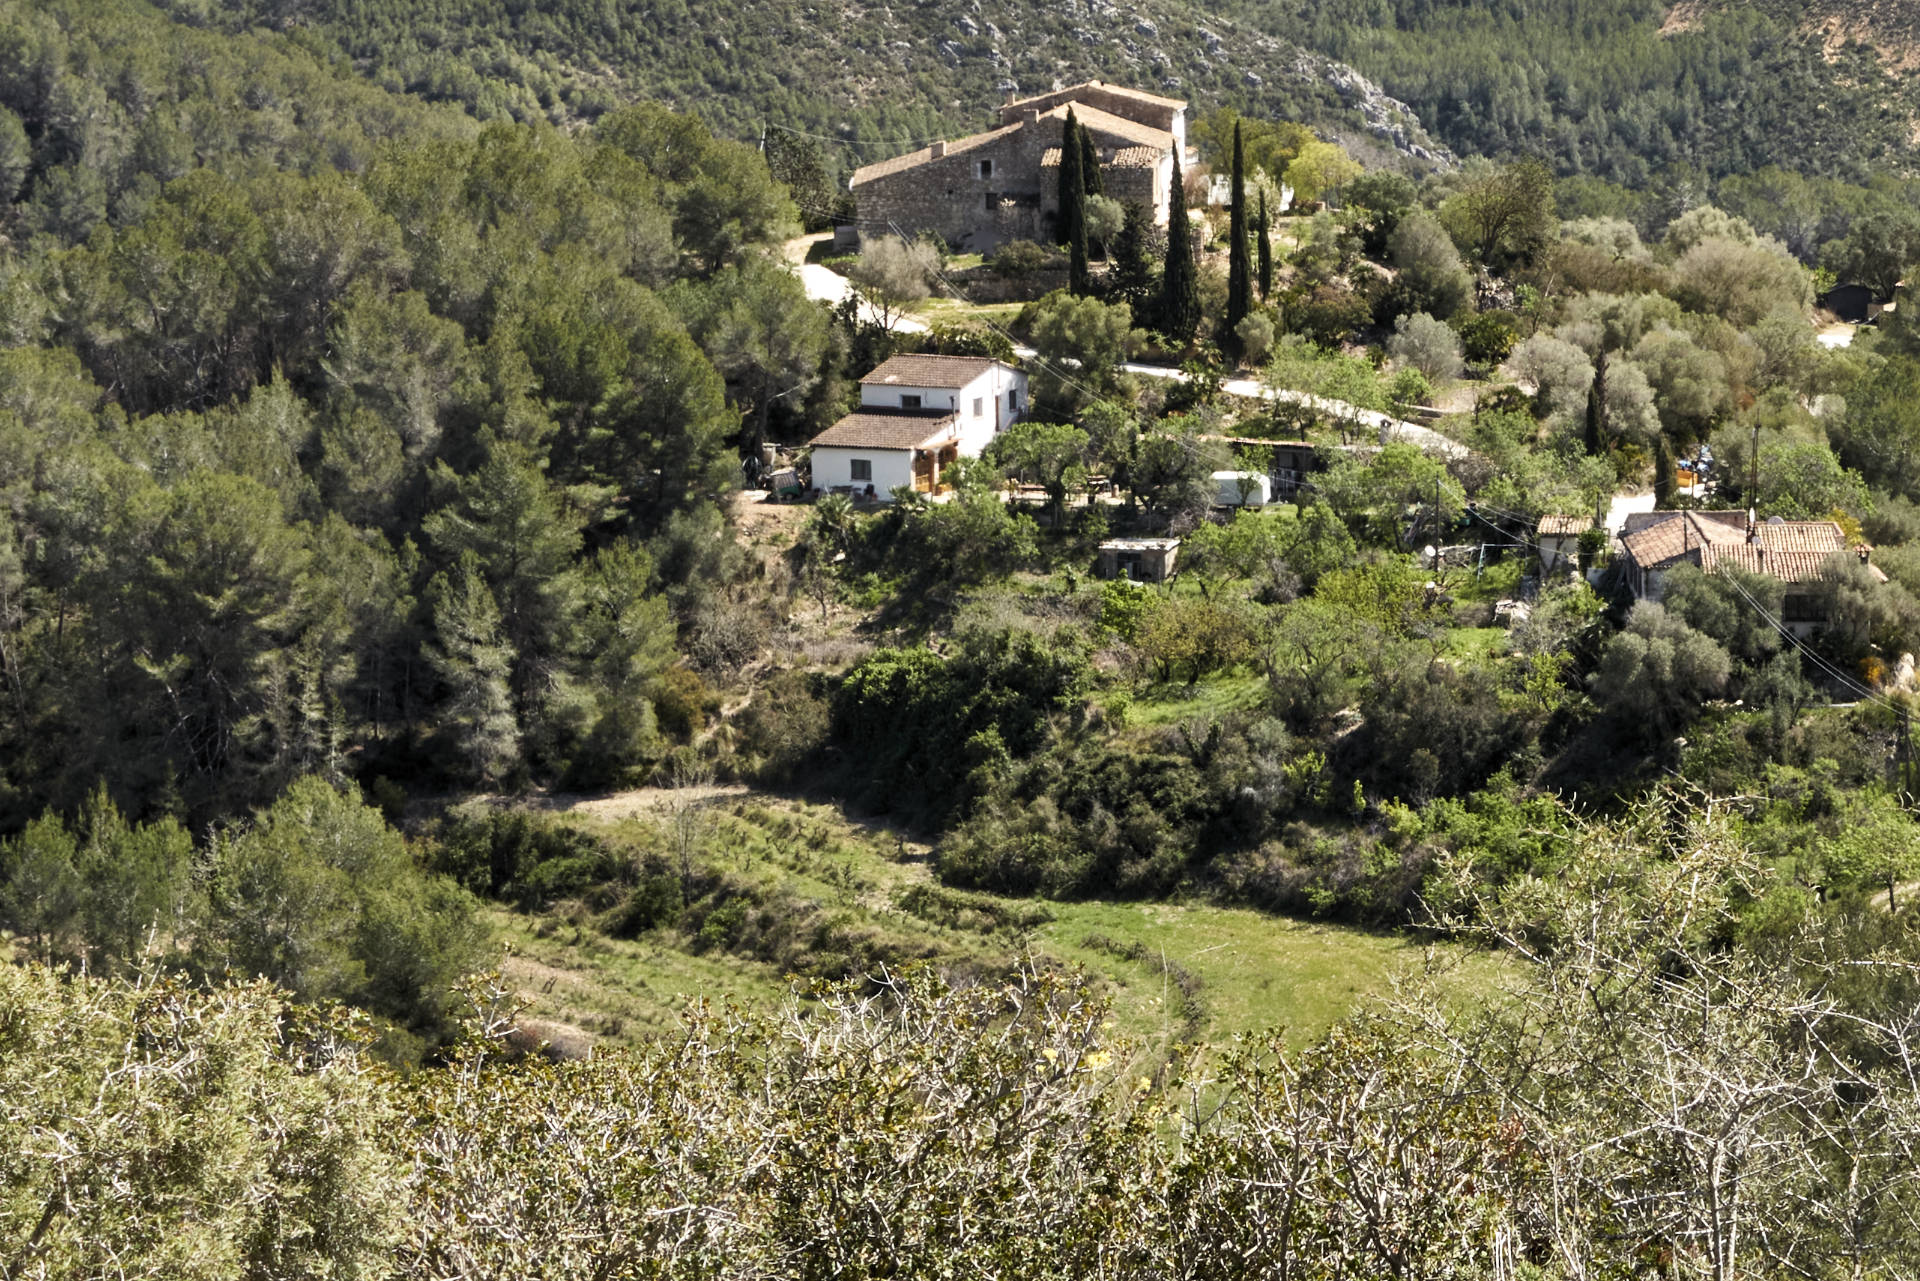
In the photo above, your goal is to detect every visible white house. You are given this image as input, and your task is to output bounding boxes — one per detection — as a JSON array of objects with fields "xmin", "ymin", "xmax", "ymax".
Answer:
[{"xmin": 807, "ymin": 355, "xmax": 1028, "ymax": 499}]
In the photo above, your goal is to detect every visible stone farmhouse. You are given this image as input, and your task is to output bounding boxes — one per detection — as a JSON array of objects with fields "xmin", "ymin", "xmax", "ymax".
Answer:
[
  {"xmin": 806, "ymin": 355, "xmax": 1027, "ymax": 499},
  {"xmin": 1619, "ymin": 510, "xmax": 1885, "ymax": 636},
  {"xmin": 849, "ymin": 81, "xmax": 1187, "ymax": 252}
]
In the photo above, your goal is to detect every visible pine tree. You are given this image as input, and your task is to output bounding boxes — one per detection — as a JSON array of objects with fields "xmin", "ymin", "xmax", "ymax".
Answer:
[
  {"xmin": 1160, "ymin": 149, "xmax": 1199, "ymax": 345},
  {"xmin": 1057, "ymin": 108, "xmax": 1083, "ymax": 251},
  {"xmin": 427, "ymin": 554, "xmax": 521, "ymax": 787},
  {"xmin": 1653, "ymin": 433, "xmax": 1680, "ymax": 508},
  {"xmin": 1062, "ymin": 113, "xmax": 1089, "ymax": 296},
  {"xmin": 1256, "ymin": 189, "xmax": 1273, "ymax": 300},
  {"xmin": 1079, "ymin": 124, "xmax": 1103, "ymax": 197},
  {"xmin": 1225, "ymin": 122, "xmax": 1252, "ymax": 350},
  {"xmin": 1585, "ymin": 350, "xmax": 1610, "ymax": 456}
]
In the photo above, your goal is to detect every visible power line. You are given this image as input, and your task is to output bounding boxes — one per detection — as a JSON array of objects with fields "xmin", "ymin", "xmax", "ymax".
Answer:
[
  {"xmin": 1721, "ymin": 572, "xmax": 1896, "ymax": 709},
  {"xmin": 881, "ymin": 217, "xmax": 1118, "ymax": 408},
  {"xmin": 764, "ymin": 119, "xmax": 962, "ymax": 154}
]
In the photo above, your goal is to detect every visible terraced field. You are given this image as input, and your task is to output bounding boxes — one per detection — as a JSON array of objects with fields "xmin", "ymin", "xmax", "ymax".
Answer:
[{"xmin": 488, "ymin": 786, "xmax": 1499, "ymax": 1066}]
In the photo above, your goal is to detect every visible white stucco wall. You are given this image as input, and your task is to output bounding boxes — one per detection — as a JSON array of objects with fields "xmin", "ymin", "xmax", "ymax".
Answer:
[
  {"xmin": 810, "ymin": 446, "xmax": 914, "ymax": 496},
  {"xmin": 857, "ymin": 365, "xmax": 1029, "ymax": 458}
]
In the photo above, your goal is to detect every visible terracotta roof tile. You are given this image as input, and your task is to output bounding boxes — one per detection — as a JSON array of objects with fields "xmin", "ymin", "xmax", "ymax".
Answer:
[
  {"xmin": 1004, "ymin": 81, "xmax": 1187, "ymax": 112},
  {"xmin": 1052, "ymin": 102, "xmax": 1173, "ymax": 150},
  {"xmin": 1109, "ymin": 145, "xmax": 1164, "ymax": 169},
  {"xmin": 807, "ymin": 409, "xmax": 957, "ymax": 452},
  {"xmin": 859, "ymin": 354, "xmax": 1008, "ymax": 388},
  {"xmin": 1537, "ymin": 514, "xmax": 1593, "ymax": 536},
  {"xmin": 1694, "ymin": 546, "xmax": 1846, "ymax": 583},
  {"xmin": 852, "ymin": 103, "xmax": 1170, "ymax": 188},
  {"xmin": 850, "ymin": 122, "xmax": 1021, "ymax": 187},
  {"xmin": 1621, "ymin": 510, "xmax": 1854, "ymax": 582}
]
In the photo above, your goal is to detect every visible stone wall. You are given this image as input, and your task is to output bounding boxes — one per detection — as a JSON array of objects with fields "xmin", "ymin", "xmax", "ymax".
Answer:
[
  {"xmin": 856, "ymin": 123, "xmax": 1061, "ymax": 252},
  {"xmin": 856, "ymin": 111, "xmax": 1173, "ymax": 251}
]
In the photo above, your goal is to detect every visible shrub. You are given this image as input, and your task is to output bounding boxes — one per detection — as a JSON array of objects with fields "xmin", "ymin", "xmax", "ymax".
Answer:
[
  {"xmin": 991, "ymin": 240, "xmax": 1055, "ymax": 278},
  {"xmin": 1454, "ymin": 310, "xmax": 1520, "ymax": 365},
  {"xmin": 1387, "ymin": 312, "xmax": 1464, "ymax": 381}
]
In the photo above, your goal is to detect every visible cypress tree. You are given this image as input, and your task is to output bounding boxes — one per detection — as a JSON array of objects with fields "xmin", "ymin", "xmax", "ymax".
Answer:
[
  {"xmin": 1584, "ymin": 349, "xmax": 1609, "ymax": 456},
  {"xmin": 1079, "ymin": 124, "xmax": 1103, "ymax": 197},
  {"xmin": 1256, "ymin": 188, "xmax": 1273, "ymax": 300},
  {"xmin": 1160, "ymin": 148, "xmax": 1199, "ymax": 344},
  {"xmin": 1057, "ymin": 108, "xmax": 1083, "ymax": 250},
  {"xmin": 1653, "ymin": 433, "xmax": 1680, "ymax": 508},
  {"xmin": 1111, "ymin": 200, "xmax": 1154, "ymax": 305},
  {"xmin": 1225, "ymin": 122, "xmax": 1252, "ymax": 353},
  {"xmin": 1062, "ymin": 112, "xmax": 1089, "ymax": 295}
]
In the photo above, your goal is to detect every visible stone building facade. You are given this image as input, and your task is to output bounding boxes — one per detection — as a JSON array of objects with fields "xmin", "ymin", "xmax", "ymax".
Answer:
[{"xmin": 849, "ymin": 81, "xmax": 1185, "ymax": 252}]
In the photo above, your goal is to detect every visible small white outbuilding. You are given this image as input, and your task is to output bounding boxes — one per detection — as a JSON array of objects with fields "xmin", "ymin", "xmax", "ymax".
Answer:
[{"xmin": 1212, "ymin": 471, "xmax": 1272, "ymax": 508}]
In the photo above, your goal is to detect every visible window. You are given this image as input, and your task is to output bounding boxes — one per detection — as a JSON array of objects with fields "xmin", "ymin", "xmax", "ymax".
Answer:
[
  {"xmin": 978, "ymin": 159, "xmax": 993, "ymax": 179},
  {"xmin": 983, "ymin": 191, "xmax": 996, "ymax": 211},
  {"xmin": 900, "ymin": 394, "xmax": 921, "ymax": 409},
  {"xmin": 850, "ymin": 459, "xmax": 872, "ymax": 482},
  {"xmin": 1783, "ymin": 593, "xmax": 1824, "ymax": 624},
  {"xmin": 1008, "ymin": 389, "xmax": 1019, "ymax": 412},
  {"xmin": 972, "ymin": 397, "xmax": 984, "ymax": 417}
]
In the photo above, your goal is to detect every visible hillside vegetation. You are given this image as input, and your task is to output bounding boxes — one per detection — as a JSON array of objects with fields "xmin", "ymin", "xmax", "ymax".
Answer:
[
  {"xmin": 10, "ymin": 0, "xmax": 1920, "ymax": 1273},
  {"xmin": 168, "ymin": 0, "xmax": 1454, "ymax": 177},
  {"xmin": 175, "ymin": 0, "xmax": 1920, "ymax": 191}
]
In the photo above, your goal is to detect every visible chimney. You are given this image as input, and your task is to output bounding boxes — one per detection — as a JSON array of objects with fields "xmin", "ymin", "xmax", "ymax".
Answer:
[
  {"xmin": 929, "ymin": 140, "xmax": 947, "ymax": 158},
  {"xmin": 1022, "ymin": 108, "xmax": 1039, "ymax": 126}
]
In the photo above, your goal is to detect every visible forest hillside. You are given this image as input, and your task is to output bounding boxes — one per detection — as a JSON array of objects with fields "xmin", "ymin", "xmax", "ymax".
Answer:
[{"xmin": 177, "ymin": 0, "xmax": 1920, "ymax": 189}]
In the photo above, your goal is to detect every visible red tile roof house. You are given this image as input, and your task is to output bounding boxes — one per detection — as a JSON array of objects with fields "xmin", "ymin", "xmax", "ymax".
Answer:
[
  {"xmin": 806, "ymin": 355, "xmax": 1027, "ymax": 500},
  {"xmin": 849, "ymin": 81, "xmax": 1187, "ymax": 252},
  {"xmin": 1619, "ymin": 510, "xmax": 1887, "ymax": 637}
]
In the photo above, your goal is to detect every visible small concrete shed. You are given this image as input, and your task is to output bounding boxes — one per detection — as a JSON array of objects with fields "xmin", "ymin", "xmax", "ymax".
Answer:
[{"xmin": 1098, "ymin": 537, "xmax": 1181, "ymax": 583}]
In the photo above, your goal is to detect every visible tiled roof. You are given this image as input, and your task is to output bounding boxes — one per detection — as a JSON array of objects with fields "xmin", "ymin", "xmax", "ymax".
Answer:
[
  {"xmin": 807, "ymin": 409, "xmax": 956, "ymax": 452},
  {"xmin": 1004, "ymin": 81, "xmax": 1187, "ymax": 112},
  {"xmin": 850, "ymin": 122, "xmax": 1020, "ymax": 187},
  {"xmin": 1043, "ymin": 143, "xmax": 1166, "ymax": 170},
  {"xmin": 852, "ymin": 102, "xmax": 1170, "ymax": 187},
  {"xmin": 1537, "ymin": 514, "xmax": 1593, "ymax": 537},
  {"xmin": 1055, "ymin": 102, "xmax": 1174, "ymax": 150},
  {"xmin": 860, "ymin": 354, "xmax": 1007, "ymax": 388},
  {"xmin": 1694, "ymin": 545, "xmax": 1864, "ymax": 584},
  {"xmin": 1621, "ymin": 509, "xmax": 1745, "ymax": 539},
  {"xmin": 1620, "ymin": 510, "xmax": 1861, "ymax": 583},
  {"xmin": 1110, "ymin": 145, "xmax": 1164, "ymax": 169}
]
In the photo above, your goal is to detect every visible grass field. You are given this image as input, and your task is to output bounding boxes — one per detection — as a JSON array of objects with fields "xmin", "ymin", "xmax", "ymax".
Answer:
[{"xmin": 489, "ymin": 788, "xmax": 1500, "ymax": 1064}]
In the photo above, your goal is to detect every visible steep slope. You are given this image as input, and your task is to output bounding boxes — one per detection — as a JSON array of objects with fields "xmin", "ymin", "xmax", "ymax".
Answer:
[
  {"xmin": 168, "ymin": 0, "xmax": 1919, "ymax": 189},
  {"xmin": 1260, "ymin": 0, "xmax": 1919, "ymax": 184},
  {"xmin": 164, "ymin": 0, "xmax": 1454, "ymax": 177},
  {"xmin": 1687, "ymin": 0, "xmax": 1920, "ymax": 67}
]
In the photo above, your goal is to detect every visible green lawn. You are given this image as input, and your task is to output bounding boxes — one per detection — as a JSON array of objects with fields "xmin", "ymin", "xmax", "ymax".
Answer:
[
  {"xmin": 1443, "ymin": 626, "xmax": 1509, "ymax": 662},
  {"xmin": 488, "ymin": 789, "xmax": 1502, "ymax": 1067},
  {"xmin": 1123, "ymin": 672, "xmax": 1269, "ymax": 726},
  {"xmin": 1036, "ymin": 900, "xmax": 1493, "ymax": 1054}
]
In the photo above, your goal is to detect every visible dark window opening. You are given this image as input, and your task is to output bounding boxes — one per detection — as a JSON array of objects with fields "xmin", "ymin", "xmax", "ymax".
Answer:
[
  {"xmin": 850, "ymin": 459, "xmax": 873, "ymax": 482},
  {"xmin": 900, "ymin": 394, "xmax": 922, "ymax": 409},
  {"xmin": 978, "ymin": 159, "xmax": 993, "ymax": 179},
  {"xmin": 1783, "ymin": 594, "xmax": 1824, "ymax": 623}
]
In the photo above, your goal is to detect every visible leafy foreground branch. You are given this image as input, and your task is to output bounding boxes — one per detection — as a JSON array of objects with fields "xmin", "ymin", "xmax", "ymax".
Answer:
[{"xmin": 6, "ymin": 798, "xmax": 1920, "ymax": 1279}]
